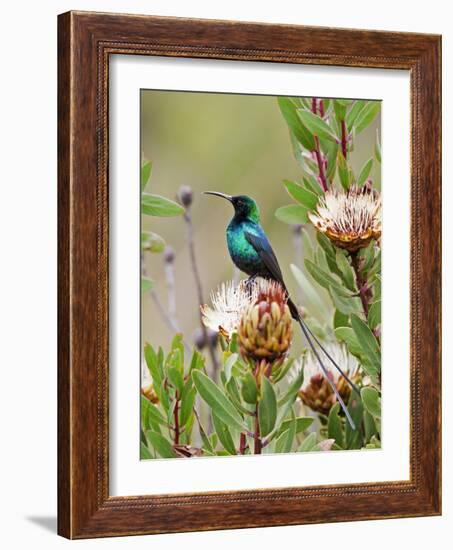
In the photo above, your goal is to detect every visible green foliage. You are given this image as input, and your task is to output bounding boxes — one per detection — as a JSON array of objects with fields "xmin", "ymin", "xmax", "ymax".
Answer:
[{"xmin": 140, "ymin": 95, "xmax": 382, "ymax": 461}]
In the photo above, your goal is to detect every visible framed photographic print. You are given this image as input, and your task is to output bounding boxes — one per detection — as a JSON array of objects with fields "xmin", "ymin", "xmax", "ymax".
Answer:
[{"xmin": 58, "ymin": 11, "xmax": 442, "ymax": 538}]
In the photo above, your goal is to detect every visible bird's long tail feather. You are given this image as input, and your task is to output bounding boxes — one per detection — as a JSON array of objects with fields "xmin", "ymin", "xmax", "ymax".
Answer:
[
  {"xmin": 301, "ymin": 320, "xmax": 361, "ymax": 397},
  {"xmin": 296, "ymin": 315, "xmax": 357, "ymax": 430}
]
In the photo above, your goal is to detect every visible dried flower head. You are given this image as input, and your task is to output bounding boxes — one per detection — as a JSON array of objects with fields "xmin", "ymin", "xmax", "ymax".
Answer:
[
  {"xmin": 308, "ymin": 186, "xmax": 381, "ymax": 252},
  {"xmin": 297, "ymin": 343, "xmax": 359, "ymax": 415},
  {"xmin": 201, "ymin": 280, "xmax": 257, "ymax": 339},
  {"xmin": 239, "ymin": 279, "xmax": 293, "ymax": 363}
]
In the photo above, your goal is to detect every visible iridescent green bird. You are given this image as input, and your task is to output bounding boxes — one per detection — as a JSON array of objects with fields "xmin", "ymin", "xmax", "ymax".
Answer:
[{"xmin": 205, "ymin": 191, "xmax": 358, "ymax": 429}]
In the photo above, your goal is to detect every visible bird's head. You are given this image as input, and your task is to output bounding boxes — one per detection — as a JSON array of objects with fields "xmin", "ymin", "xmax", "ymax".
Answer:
[{"xmin": 204, "ymin": 192, "xmax": 260, "ymax": 223}]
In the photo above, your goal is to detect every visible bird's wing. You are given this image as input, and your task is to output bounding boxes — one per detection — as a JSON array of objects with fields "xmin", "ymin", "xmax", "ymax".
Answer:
[{"xmin": 244, "ymin": 230, "xmax": 286, "ymax": 287}]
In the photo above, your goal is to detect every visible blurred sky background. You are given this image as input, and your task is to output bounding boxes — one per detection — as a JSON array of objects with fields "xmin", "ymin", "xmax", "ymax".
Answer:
[{"xmin": 141, "ymin": 90, "xmax": 380, "ymax": 356}]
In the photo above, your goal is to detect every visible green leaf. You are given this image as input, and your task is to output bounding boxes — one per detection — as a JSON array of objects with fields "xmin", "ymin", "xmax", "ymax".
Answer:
[
  {"xmin": 335, "ymin": 327, "xmax": 363, "ymax": 357},
  {"xmin": 305, "ymin": 259, "xmax": 355, "ymax": 298},
  {"xmin": 375, "ymin": 129, "xmax": 381, "ymax": 163},
  {"xmin": 361, "ymin": 387, "xmax": 381, "ymax": 419},
  {"xmin": 298, "ymin": 109, "xmax": 338, "ymax": 142},
  {"xmin": 350, "ymin": 314, "xmax": 381, "ymax": 373},
  {"xmin": 335, "ymin": 250, "xmax": 356, "ymax": 291},
  {"xmin": 290, "ymin": 264, "xmax": 331, "ymax": 323},
  {"xmin": 275, "ymin": 413, "xmax": 297, "ymax": 454},
  {"xmin": 278, "ymin": 364, "xmax": 304, "ymax": 407},
  {"xmin": 167, "ymin": 366, "xmax": 184, "ymax": 395},
  {"xmin": 301, "ymin": 176, "xmax": 323, "ymax": 196},
  {"xmin": 144, "ymin": 343, "xmax": 163, "ymax": 385},
  {"xmin": 329, "ymin": 285, "xmax": 361, "ymax": 315},
  {"xmin": 272, "ymin": 358, "xmax": 295, "ymax": 384},
  {"xmin": 346, "ymin": 100, "xmax": 366, "ymax": 130},
  {"xmin": 141, "ymin": 277, "xmax": 154, "ymax": 293},
  {"xmin": 345, "ymin": 394, "xmax": 364, "ymax": 450},
  {"xmin": 141, "ymin": 161, "xmax": 152, "ymax": 193},
  {"xmin": 140, "ymin": 441, "xmax": 153, "ymax": 459},
  {"xmin": 141, "ymin": 231, "xmax": 165, "ymax": 253},
  {"xmin": 337, "ymin": 151, "xmax": 353, "ymax": 190},
  {"xmin": 146, "ymin": 431, "xmax": 176, "ymax": 458},
  {"xmin": 357, "ymin": 158, "xmax": 374, "ymax": 187},
  {"xmin": 333, "ymin": 309, "xmax": 349, "ymax": 329},
  {"xmin": 333, "ymin": 99, "xmax": 347, "ymax": 121},
  {"xmin": 192, "ymin": 371, "xmax": 245, "ymax": 432},
  {"xmin": 223, "ymin": 353, "xmax": 238, "ymax": 383},
  {"xmin": 241, "ymin": 371, "xmax": 258, "ymax": 404},
  {"xmin": 141, "ymin": 395, "xmax": 166, "ymax": 429},
  {"xmin": 279, "ymin": 416, "xmax": 314, "ymax": 436},
  {"xmin": 328, "ymin": 403, "xmax": 345, "ymax": 449},
  {"xmin": 258, "ymin": 377, "xmax": 277, "ymax": 437},
  {"xmin": 212, "ymin": 413, "xmax": 237, "ymax": 455},
  {"xmin": 179, "ymin": 385, "xmax": 197, "ymax": 426},
  {"xmin": 278, "ymin": 97, "xmax": 316, "ymax": 151},
  {"xmin": 368, "ymin": 300, "xmax": 381, "ymax": 330},
  {"xmin": 298, "ymin": 432, "xmax": 317, "ymax": 452},
  {"xmin": 354, "ymin": 102, "xmax": 381, "ymax": 135},
  {"xmin": 141, "ymin": 193, "xmax": 185, "ymax": 217},
  {"xmin": 323, "ymin": 141, "xmax": 339, "ymax": 181},
  {"xmin": 275, "ymin": 204, "xmax": 309, "ymax": 225},
  {"xmin": 283, "ymin": 180, "xmax": 319, "ymax": 210}
]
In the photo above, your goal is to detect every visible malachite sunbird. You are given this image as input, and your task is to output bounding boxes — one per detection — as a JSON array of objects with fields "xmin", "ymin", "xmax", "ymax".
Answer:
[{"xmin": 205, "ymin": 191, "xmax": 359, "ymax": 429}]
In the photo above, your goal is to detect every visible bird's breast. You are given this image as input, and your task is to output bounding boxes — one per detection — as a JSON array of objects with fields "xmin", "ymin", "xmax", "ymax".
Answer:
[{"xmin": 226, "ymin": 224, "xmax": 263, "ymax": 276}]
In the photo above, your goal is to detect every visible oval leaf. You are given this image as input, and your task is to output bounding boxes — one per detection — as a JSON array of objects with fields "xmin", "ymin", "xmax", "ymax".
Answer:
[
  {"xmin": 258, "ymin": 377, "xmax": 277, "ymax": 437},
  {"xmin": 361, "ymin": 387, "xmax": 381, "ymax": 419},
  {"xmin": 192, "ymin": 371, "xmax": 245, "ymax": 432},
  {"xmin": 298, "ymin": 109, "xmax": 338, "ymax": 142},
  {"xmin": 141, "ymin": 193, "xmax": 185, "ymax": 217},
  {"xmin": 283, "ymin": 180, "xmax": 319, "ymax": 210},
  {"xmin": 275, "ymin": 204, "xmax": 308, "ymax": 225},
  {"xmin": 146, "ymin": 431, "xmax": 176, "ymax": 458}
]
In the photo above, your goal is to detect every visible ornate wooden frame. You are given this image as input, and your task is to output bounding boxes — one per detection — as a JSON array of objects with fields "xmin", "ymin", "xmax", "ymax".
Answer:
[{"xmin": 58, "ymin": 11, "xmax": 442, "ymax": 539}]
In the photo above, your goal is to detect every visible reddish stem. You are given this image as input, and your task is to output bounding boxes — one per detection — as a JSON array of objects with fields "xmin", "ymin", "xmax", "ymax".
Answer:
[
  {"xmin": 254, "ymin": 405, "xmax": 262, "ymax": 454},
  {"xmin": 341, "ymin": 119, "xmax": 348, "ymax": 159},
  {"xmin": 173, "ymin": 397, "xmax": 180, "ymax": 445},
  {"xmin": 314, "ymin": 139, "xmax": 328, "ymax": 192},
  {"xmin": 239, "ymin": 433, "xmax": 247, "ymax": 455}
]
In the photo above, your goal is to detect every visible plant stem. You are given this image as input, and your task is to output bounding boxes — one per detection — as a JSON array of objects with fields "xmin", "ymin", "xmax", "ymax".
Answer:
[
  {"xmin": 141, "ymin": 252, "xmax": 190, "ymax": 352},
  {"xmin": 254, "ymin": 404, "xmax": 262, "ymax": 454},
  {"xmin": 239, "ymin": 433, "xmax": 247, "ymax": 455},
  {"xmin": 173, "ymin": 397, "xmax": 180, "ymax": 445},
  {"xmin": 314, "ymin": 140, "xmax": 328, "ymax": 192},
  {"xmin": 183, "ymin": 209, "xmax": 221, "ymax": 378},
  {"xmin": 164, "ymin": 260, "xmax": 177, "ymax": 327},
  {"xmin": 341, "ymin": 119, "xmax": 348, "ymax": 159}
]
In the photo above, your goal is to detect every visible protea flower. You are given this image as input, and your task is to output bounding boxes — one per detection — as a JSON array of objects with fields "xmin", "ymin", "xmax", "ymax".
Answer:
[
  {"xmin": 238, "ymin": 279, "xmax": 293, "ymax": 364},
  {"xmin": 141, "ymin": 361, "xmax": 159, "ymax": 404},
  {"xmin": 298, "ymin": 343, "xmax": 359, "ymax": 415},
  {"xmin": 308, "ymin": 186, "xmax": 381, "ymax": 252},
  {"xmin": 201, "ymin": 280, "xmax": 257, "ymax": 339}
]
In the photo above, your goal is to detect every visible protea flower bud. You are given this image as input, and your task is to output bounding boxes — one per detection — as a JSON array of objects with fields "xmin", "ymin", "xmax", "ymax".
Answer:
[
  {"xmin": 308, "ymin": 186, "xmax": 381, "ymax": 252},
  {"xmin": 238, "ymin": 280, "xmax": 293, "ymax": 364},
  {"xmin": 141, "ymin": 383, "xmax": 159, "ymax": 404},
  {"xmin": 298, "ymin": 343, "xmax": 359, "ymax": 415}
]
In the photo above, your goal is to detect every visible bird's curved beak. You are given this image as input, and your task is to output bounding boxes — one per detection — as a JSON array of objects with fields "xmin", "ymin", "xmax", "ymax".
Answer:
[{"xmin": 203, "ymin": 191, "xmax": 233, "ymax": 202}]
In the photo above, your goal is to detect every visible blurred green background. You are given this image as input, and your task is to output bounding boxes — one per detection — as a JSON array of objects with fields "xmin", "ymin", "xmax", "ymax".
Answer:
[{"xmin": 141, "ymin": 90, "xmax": 380, "ymax": 355}]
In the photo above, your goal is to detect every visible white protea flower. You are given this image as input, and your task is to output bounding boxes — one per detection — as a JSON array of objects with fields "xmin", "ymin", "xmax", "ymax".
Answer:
[
  {"xmin": 201, "ymin": 280, "xmax": 257, "ymax": 339},
  {"xmin": 201, "ymin": 278, "xmax": 284, "ymax": 340},
  {"xmin": 308, "ymin": 186, "xmax": 381, "ymax": 252},
  {"xmin": 293, "ymin": 343, "xmax": 359, "ymax": 415}
]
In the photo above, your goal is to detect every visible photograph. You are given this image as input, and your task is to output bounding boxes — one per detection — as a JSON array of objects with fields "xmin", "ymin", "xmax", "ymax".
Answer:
[{"xmin": 140, "ymin": 90, "xmax": 382, "ymax": 459}]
